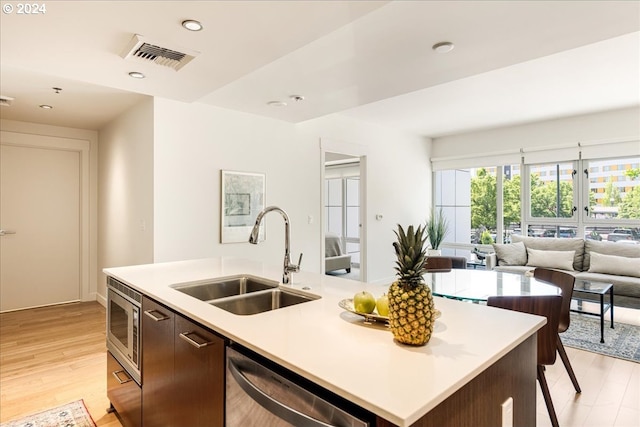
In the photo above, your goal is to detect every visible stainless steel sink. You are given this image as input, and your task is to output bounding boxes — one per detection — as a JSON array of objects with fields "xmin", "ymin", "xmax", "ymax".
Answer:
[
  {"xmin": 171, "ymin": 274, "xmax": 279, "ymax": 302},
  {"xmin": 210, "ymin": 288, "xmax": 320, "ymax": 315}
]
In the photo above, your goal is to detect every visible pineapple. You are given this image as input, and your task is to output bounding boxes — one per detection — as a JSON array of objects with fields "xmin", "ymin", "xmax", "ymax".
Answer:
[{"xmin": 388, "ymin": 224, "xmax": 436, "ymax": 346}]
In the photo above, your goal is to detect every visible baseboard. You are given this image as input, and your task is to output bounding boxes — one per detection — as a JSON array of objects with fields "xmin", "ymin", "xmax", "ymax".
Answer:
[{"xmin": 95, "ymin": 293, "xmax": 107, "ymax": 308}]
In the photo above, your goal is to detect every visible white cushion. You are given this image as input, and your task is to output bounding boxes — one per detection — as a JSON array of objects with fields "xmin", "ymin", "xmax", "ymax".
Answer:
[
  {"xmin": 492, "ymin": 241, "xmax": 527, "ymax": 266},
  {"xmin": 588, "ymin": 252, "xmax": 640, "ymax": 278},
  {"xmin": 526, "ymin": 248, "xmax": 575, "ymax": 271}
]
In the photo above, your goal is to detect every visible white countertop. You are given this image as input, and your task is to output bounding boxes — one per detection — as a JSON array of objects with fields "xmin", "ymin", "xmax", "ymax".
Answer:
[{"xmin": 104, "ymin": 257, "xmax": 544, "ymax": 427}]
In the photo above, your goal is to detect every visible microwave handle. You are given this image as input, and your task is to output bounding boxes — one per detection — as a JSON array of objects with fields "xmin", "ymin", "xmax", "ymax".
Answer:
[{"xmin": 227, "ymin": 357, "xmax": 335, "ymax": 427}]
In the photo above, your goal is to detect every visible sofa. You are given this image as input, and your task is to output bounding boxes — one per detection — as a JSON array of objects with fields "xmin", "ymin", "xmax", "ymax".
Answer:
[
  {"xmin": 325, "ymin": 233, "xmax": 351, "ymax": 273},
  {"xmin": 486, "ymin": 234, "xmax": 640, "ymax": 309}
]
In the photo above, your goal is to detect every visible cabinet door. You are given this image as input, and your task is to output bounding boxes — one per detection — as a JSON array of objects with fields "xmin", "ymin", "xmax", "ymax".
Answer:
[
  {"xmin": 174, "ymin": 314, "xmax": 225, "ymax": 427},
  {"xmin": 107, "ymin": 351, "xmax": 141, "ymax": 427},
  {"xmin": 142, "ymin": 297, "xmax": 176, "ymax": 427}
]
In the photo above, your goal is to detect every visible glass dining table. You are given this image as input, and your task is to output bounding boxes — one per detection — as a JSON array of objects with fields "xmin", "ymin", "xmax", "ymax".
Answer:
[{"xmin": 424, "ymin": 269, "xmax": 561, "ymax": 302}]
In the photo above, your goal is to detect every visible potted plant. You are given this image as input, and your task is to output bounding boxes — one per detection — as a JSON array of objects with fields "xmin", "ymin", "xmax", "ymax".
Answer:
[{"xmin": 426, "ymin": 208, "xmax": 449, "ymax": 256}]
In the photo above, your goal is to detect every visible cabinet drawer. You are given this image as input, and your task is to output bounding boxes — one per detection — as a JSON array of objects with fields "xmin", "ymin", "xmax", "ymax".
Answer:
[
  {"xmin": 142, "ymin": 296, "xmax": 176, "ymax": 427},
  {"xmin": 174, "ymin": 314, "xmax": 225, "ymax": 427},
  {"xmin": 107, "ymin": 351, "xmax": 141, "ymax": 427}
]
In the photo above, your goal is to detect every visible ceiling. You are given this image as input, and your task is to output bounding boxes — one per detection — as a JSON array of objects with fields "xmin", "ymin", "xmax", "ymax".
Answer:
[{"xmin": 1, "ymin": 1, "xmax": 638, "ymax": 137}]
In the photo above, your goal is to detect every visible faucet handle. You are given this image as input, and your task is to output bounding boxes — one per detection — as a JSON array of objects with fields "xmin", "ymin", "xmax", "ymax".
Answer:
[{"xmin": 296, "ymin": 253, "xmax": 303, "ymax": 270}]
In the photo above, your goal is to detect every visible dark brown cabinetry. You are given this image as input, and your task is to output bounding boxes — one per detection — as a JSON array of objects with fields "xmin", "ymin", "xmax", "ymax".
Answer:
[
  {"xmin": 107, "ymin": 351, "xmax": 141, "ymax": 427},
  {"xmin": 142, "ymin": 296, "xmax": 225, "ymax": 427}
]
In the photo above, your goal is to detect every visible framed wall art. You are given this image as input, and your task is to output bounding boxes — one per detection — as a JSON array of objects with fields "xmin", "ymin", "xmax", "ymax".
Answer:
[{"xmin": 220, "ymin": 170, "xmax": 266, "ymax": 243}]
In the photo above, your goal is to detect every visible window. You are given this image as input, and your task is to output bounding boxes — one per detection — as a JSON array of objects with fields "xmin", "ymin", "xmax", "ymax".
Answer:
[
  {"xmin": 434, "ymin": 154, "xmax": 639, "ymax": 248},
  {"xmin": 583, "ymin": 156, "xmax": 640, "ymax": 241},
  {"xmin": 526, "ymin": 161, "xmax": 576, "ymax": 220},
  {"xmin": 434, "ymin": 164, "xmax": 520, "ymax": 246},
  {"xmin": 325, "ymin": 178, "xmax": 343, "ymax": 236}
]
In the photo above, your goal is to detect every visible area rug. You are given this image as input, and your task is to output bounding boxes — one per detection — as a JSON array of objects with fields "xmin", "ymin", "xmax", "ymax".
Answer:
[
  {"xmin": 561, "ymin": 313, "xmax": 640, "ymax": 363},
  {"xmin": 0, "ymin": 400, "xmax": 96, "ymax": 427}
]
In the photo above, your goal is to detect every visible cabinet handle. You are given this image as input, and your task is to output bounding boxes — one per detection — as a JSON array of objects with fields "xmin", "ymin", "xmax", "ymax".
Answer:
[
  {"xmin": 112, "ymin": 369, "xmax": 132, "ymax": 384},
  {"xmin": 144, "ymin": 310, "xmax": 170, "ymax": 321},
  {"xmin": 179, "ymin": 331, "xmax": 213, "ymax": 348}
]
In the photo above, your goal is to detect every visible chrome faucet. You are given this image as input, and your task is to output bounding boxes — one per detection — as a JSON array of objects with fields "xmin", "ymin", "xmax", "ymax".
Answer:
[{"xmin": 249, "ymin": 206, "xmax": 302, "ymax": 284}]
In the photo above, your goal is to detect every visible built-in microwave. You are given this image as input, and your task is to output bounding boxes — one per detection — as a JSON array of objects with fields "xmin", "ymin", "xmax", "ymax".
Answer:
[{"xmin": 107, "ymin": 277, "xmax": 142, "ymax": 385}]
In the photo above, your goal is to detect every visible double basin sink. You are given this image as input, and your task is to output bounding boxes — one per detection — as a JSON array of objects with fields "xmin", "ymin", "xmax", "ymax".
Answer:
[{"xmin": 171, "ymin": 274, "xmax": 319, "ymax": 315}]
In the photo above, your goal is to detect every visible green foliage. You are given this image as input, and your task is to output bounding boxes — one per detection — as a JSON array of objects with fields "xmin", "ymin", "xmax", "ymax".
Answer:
[
  {"xmin": 470, "ymin": 168, "xmax": 520, "ymax": 231},
  {"xmin": 426, "ymin": 208, "xmax": 449, "ymax": 250},
  {"xmin": 470, "ymin": 168, "xmax": 497, "ymax": 230},
  {"xmin": 529, "ymin": 174, "xmax": 573, "ymax": 218},
  {"xmin": 619, "ymin": 185, "xmax": 640, "ymax": 219},
  {"xmin": 480, "ymin": 230, "xmax": 494, "ymax": 244},
  {"xmin": 625, "ymin": 168, "xmax": 640, "ymax": 181},
  {"xmin": 602, "ymin": 180, "xmax": 622, "ymax": 207},
  {"xmin": 503, "ymin": 174, "xmax": 521, "ymax": 226}
]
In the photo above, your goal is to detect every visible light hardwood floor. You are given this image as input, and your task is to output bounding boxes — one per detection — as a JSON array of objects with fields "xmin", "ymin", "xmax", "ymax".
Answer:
[
  {"xmin": 0, "ymin": 301, "xmax": 638, "ymax": 427},
  {"xmin": 536, "ymin": 305, "xmax": 640, "ymax": 427},
  {"xmin": 0, "ymin": 302, "xmax": 120, "ymax": 426}
]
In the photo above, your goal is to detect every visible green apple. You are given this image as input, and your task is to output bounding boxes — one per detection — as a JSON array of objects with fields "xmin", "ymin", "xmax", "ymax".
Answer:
[
  {"xmin": 376, "ymin": 294, "xmax": 389, "ymax": 317},
  {"xmin": 353, "ymin": 291, "xmax": 376, "ymax": 314}
]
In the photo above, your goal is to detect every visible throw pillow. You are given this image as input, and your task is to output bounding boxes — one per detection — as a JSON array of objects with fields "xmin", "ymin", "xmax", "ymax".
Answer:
[
  {"xmin": 588, "ymin": 252, "xmax": 640, "ymax": 278},
  {"xmin": 526, "ymin": 248, "xmax": 575, "ymax": 271},
  {"xmin": 583, "ymin": 239, "xmax": 640, "ymax": 271},
  {"xmin": 512, "ymin": 234, "xmax": 585, "ymax": 271},
  {"xmin": 492, "ymin": 241, "xmax": 527, "ymax": 266}
]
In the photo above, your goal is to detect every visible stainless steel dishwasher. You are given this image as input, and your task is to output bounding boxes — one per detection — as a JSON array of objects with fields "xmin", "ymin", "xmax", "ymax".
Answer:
[{"xmin": 226, "ymin": 346, "xmax": 373, "ymax": 427}]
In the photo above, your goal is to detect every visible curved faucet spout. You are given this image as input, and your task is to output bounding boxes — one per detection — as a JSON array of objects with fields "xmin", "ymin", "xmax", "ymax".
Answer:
[{"xmin": 249, "ymin": 206, "xmax": 302, "ymax": 284}]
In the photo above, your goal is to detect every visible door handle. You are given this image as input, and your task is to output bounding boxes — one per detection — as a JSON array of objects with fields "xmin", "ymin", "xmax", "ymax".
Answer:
[{"xmin": 0, "ymin": 229, "xmax": 16, "ymax": 236}]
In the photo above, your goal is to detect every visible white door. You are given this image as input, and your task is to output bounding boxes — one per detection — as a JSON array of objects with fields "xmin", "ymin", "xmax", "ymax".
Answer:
[{"xmin": 0, "ymin": 144, "xmax": 81, "ymax": 311}]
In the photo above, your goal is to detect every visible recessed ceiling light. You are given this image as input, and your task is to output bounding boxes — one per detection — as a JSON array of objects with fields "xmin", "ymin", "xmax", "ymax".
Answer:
[
  {"xmin": 128, "ymin": 71, "xmax": 146, "ymax": 79},
  {"xmin": 182, "ymin": 19, "xmax": 203, "ymax": 31},
  {"xmin": 267, "ymin": 101, "xmax": 287, "ymax": 107},
  {"xmin": 432, "ymin": 41, "xmax": 455, "ymax": 53},
  {"xmin": 39, "ymin": 104, "xmax": 53, "ymax": 109}
]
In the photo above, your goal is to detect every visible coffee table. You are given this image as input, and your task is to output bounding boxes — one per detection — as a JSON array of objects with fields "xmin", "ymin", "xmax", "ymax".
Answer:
[
  {"xmin": 424, "ymin": 269, "xmax": 560, "ymax": 303},
  {"xmin": 571, "ymin": 280, "xmax": 614, "ymax": 343}
]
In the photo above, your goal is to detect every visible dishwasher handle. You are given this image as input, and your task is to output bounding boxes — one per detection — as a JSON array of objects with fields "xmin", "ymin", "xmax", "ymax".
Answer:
[{"xmin": 228, "ymin": 356, "xmax": 336, "ymax": 427}]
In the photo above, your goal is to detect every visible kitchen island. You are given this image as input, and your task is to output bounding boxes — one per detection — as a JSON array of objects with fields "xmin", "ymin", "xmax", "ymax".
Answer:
[{"xmin": 104, "ymin": 257, "xmax": 544, "ymax": 427}]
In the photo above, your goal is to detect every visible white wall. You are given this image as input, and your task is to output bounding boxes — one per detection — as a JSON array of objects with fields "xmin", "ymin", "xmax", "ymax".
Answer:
[
  {"xmin": 300, "ymin": 114, "xmax": 432, "ymax": 283},
  {"xmin": 98, "ymin": 98, "xmax": 154, "ymax": 300},
  {"xmin": 152, "ymin": 98, "xmax": 430, "ymax": 285},
  {"xmin": 431, "ymin": 107, "xmax": 640, "ymax": 159}
]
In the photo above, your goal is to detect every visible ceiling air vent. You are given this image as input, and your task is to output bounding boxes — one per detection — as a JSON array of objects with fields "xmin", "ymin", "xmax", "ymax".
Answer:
[
  {"xmin": 0, "ymin": 96, "xmax": 15, "ymax": 107},
  {"xmin": 121, "ymin": 34, "xmax": 199, "ymax": 71}
]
